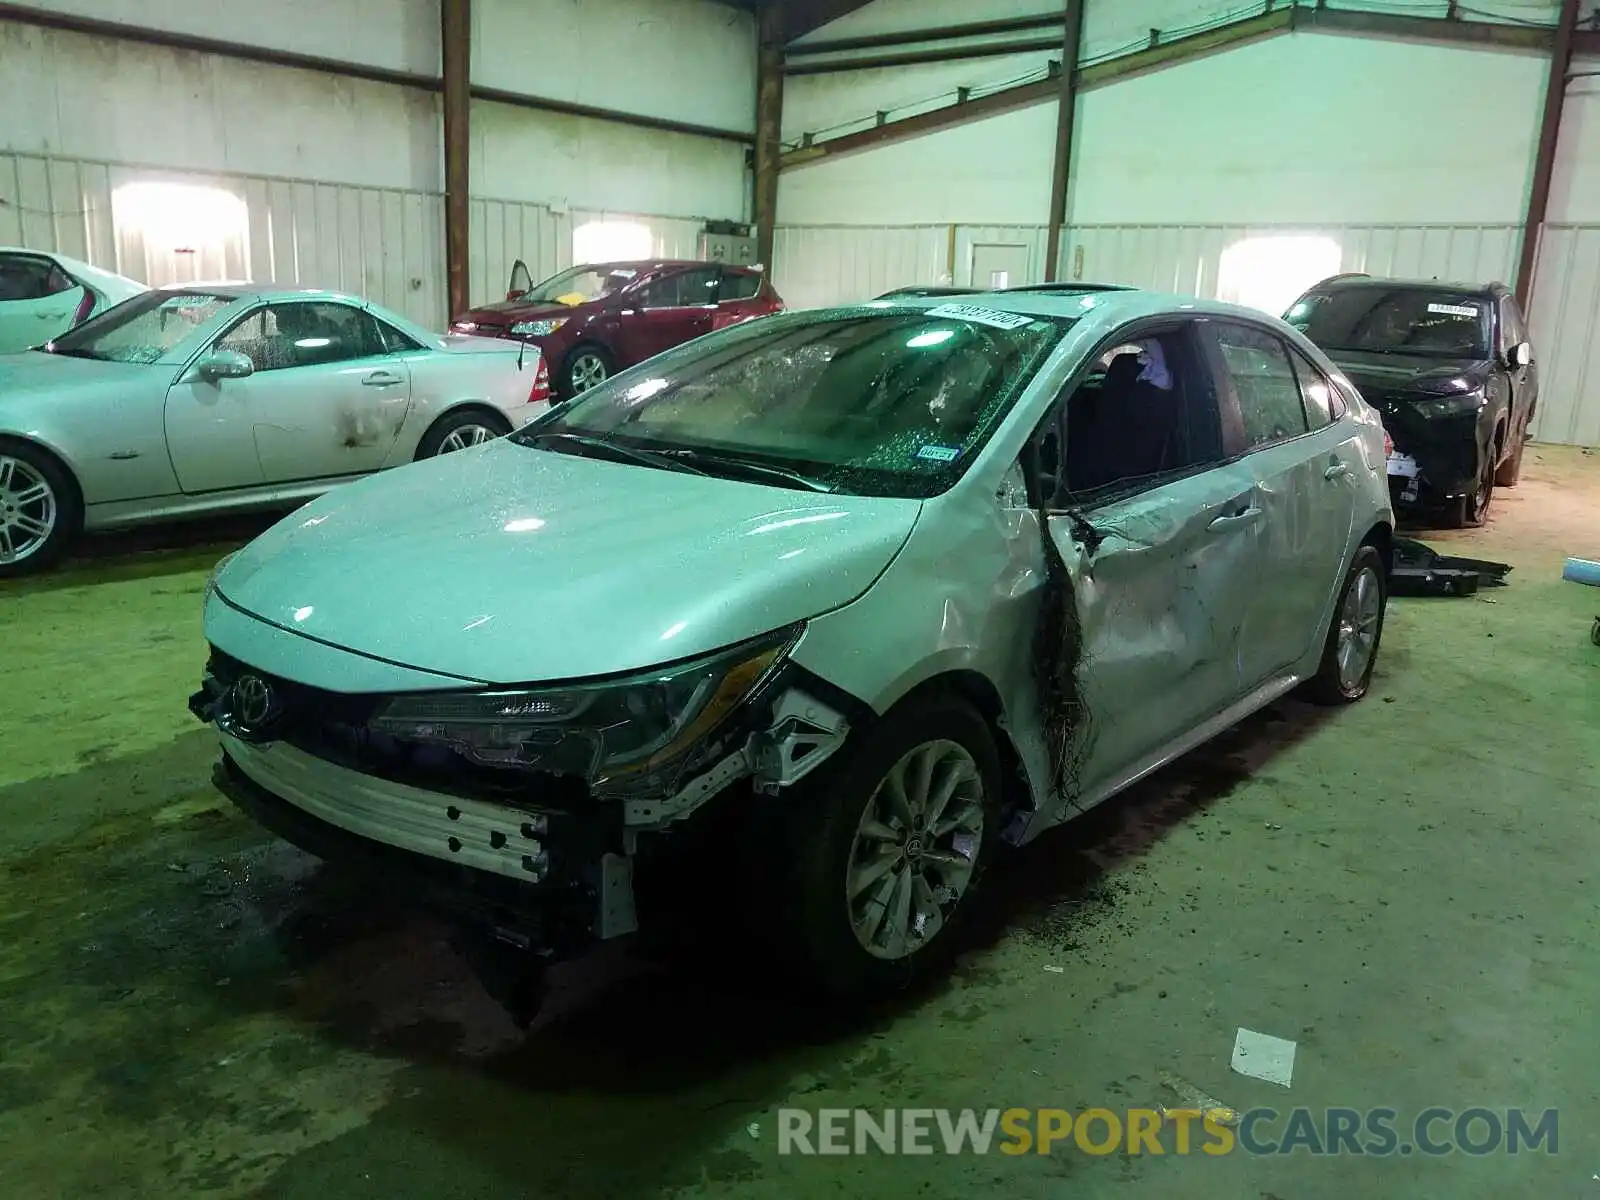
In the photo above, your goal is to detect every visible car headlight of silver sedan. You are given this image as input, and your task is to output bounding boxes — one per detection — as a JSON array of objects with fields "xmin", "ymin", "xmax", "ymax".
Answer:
[
  {"xmin": 370, "ymin": 626, "xmax": 800, "ymax": 791},
  {"xmin": 510, "ymin": 318, "xmax": 567, "ymax": 336}
]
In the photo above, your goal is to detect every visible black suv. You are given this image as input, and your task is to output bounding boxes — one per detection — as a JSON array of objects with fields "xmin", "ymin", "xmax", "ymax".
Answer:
[{"xmin": 1285, "ymin": 275, "xmax": 1538, "ymax": 527}]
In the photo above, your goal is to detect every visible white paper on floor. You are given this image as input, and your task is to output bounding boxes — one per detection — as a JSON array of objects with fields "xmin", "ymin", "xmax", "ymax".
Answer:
[{"xmin": 1230, "ymin": 1028, "xmax": 1297, "ymax": 1088}]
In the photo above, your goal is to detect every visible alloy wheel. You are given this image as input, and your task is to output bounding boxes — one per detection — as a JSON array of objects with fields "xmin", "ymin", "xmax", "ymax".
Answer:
[
  {"xmin": 570, "ymin": 353, "xmax": 609, "ymax": 394},
  {"xmin": 436, "ymin": 424, "xmax": 498, "ymax": 454},
  {"xmin": 0, "ymin": 455, "xmax": 58, "ymax": 565},
  {"xmin": 1336, "ymin": 565, "xmax": 1383, "ymax": 691},
  {"xmin": 846, "ymin": 739, "xmax": 985, "ymax": 961}
]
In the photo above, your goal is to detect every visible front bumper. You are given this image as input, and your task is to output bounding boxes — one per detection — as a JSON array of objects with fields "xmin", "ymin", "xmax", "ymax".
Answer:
[{"xmin": 1383, "ymin": 410, "xmax": 1481, "ymax": 500}]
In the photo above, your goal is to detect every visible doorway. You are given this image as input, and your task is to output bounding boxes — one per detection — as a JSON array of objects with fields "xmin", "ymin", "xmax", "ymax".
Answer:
[{"xmin": 969, "ymin": 243, "xmax": 1032, "ymax": 292}]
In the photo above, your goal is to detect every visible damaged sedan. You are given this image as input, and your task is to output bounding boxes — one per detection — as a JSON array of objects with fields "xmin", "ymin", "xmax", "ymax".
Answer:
[{"xmin": 190, "ymin": 289, "xmax": 1394, "ymax": 1017}]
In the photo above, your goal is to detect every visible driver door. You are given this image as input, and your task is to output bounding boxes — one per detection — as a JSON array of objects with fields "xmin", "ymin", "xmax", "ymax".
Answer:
[
  {"xmin": 1033, "ymin": 320, "xmax": 1267, "ymax": 806},
  {"xmin": 164, "ymin": 301, "xmax": 413, "ymax": 492},
  {"xmin": 616, "ymin": 267, "xmax": 720, "ymax": 366},
  {"xmin": 507, "ymin": 259, "xmax": 532, "ymax": 300}
]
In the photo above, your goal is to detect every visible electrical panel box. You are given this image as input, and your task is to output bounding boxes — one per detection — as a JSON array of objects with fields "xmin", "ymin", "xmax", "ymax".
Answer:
[{"xmin": 700, "ymin": 221, "xmax": 757, "ymax": 267}]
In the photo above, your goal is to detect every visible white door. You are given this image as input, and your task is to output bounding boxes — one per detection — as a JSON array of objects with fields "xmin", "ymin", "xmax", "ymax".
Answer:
[
  {"xmin": 164, "ymin": 301, "xmax": 413, "ymax": 492},
  {"xmin": 969, "ymin": 243, "xmax": 1031, "ymax": 292},
  {"xmin": 0, "ymin": 254, "xmax": 85, "ymax": 353}
]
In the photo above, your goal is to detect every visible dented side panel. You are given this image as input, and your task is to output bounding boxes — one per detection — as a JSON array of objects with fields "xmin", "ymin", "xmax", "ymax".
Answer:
[{"xmin": 1048, "ymin": 460, "xmax": 1266, "ymax": 808}]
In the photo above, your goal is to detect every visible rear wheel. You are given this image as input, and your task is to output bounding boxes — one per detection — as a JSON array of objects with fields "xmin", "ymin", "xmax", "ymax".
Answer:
[
  {"xmin": 764, "ymin": 693, "xmax": 1002, "ymax": 997},
  {"xmin": 1306, "ymin": 545, "xmax": 1387, "ymax": 705},
  {"xmin": 415, "ymin": 409, "xmax": 510, "ymax": 459},
  {"xmin": 0, "ymin": 439, "xmax": 80, "ymax": 578}
]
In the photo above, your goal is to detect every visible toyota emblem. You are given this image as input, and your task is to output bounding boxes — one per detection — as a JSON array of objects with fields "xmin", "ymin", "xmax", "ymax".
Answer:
[{"xmin": 230, "ymin": 674, "xmax": 276, "ymax": 730}]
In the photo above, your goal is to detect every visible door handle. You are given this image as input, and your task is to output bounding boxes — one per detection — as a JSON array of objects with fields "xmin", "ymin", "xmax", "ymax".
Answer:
[
  {"xmin": 1324, "ymin": 462, "xmax": 1353, "ymax": 481},
  {"xmin": 362, "ymin": 371, "xmax": 402, "ymax": 387},
  {"xmin": 1208, "ymin": 506, "xmax": 1262, "ymax": 533}
]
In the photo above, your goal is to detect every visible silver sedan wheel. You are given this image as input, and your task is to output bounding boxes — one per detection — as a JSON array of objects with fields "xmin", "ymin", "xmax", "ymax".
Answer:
[
  {"xmin": 0, "ymin": 455, "xmax": 58, "ymax": 565},
  {"xmin": 1336, "ymin": 565, "xmax": 1383, "ymax": 690},
  {"xmin": 569, "ymin": 351, "xmax": 609, "ymax": 394},
  {"xmin": 847, "ymin": 739, "xmax": 985, "ymax": 961},
  {"xmin": 435, "ymin": 424, "xmax": 498, "ymax": 455}
]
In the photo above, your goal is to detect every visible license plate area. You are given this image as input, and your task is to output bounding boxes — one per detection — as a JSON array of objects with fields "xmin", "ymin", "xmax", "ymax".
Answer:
[{"xmin": 1387, "ymin": 453, "xmax": 1420, "ymax": 478}]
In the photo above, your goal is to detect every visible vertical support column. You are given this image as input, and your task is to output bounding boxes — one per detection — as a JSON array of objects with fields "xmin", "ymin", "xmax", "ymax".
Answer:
[
  {"xmin": 1515, "ymin": 0, "xmax": 1580, "ymax": 309},
  {"xmin": 754, "ymin": 1, "xmax": 785, "ymax": 273},
  {"xmin": 442, "ymin": 0, "xmax": 472, "ymax": 318},
  {"xmin": 1043, "ymin": 0, "xmax": 1086, "ymax": 282}
]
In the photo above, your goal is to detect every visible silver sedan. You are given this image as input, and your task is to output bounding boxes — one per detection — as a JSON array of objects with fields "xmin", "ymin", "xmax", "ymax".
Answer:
[{"xmin": 0, "ymin": 284, "xmax": 553, "ymax": 575}]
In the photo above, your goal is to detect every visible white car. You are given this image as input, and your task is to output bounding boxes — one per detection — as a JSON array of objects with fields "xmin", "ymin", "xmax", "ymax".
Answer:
[
  {"xmin": 191, "ymin": 288, "xmax": 1394, "ymax": 1019},
  {"xmin": 0, "ymin": 284, "xmax": 551, "ymax": 574},
  {"xmin": 0, "ymin": 248, "xmax": 146, "ymax": 354}
]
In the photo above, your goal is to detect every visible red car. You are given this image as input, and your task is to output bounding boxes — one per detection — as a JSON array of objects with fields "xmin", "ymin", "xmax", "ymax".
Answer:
[{"xmin": 450, "ymin": 259, "xmax": 784, "ymax": 397}]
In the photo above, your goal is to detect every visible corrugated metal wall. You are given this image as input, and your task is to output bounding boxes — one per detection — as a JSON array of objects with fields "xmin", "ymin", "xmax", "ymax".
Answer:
[
  {"xmin": 774, "ymin": 219, "xmax": 1600, "ymax": 446},
  {"xmin": 3, "ymin": 149, "xmax": 718, "ymax": 330}
]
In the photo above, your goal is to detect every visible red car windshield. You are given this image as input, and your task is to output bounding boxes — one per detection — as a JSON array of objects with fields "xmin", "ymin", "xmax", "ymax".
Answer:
[{"xmin": 520, "ymin": 265, "xmax": 641, "ymax": 306}]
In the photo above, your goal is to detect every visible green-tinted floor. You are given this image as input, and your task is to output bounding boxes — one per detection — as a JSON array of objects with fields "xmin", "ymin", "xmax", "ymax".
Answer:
[{"xmin": 2, "ymin": 448, "xmax": 1596, "ymax": 1199}]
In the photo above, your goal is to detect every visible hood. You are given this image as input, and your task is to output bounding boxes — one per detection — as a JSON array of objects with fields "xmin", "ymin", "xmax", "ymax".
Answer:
[
  {"xmin": 1325, "ymin": 349, "xmax": 1492, "ymax": 403},
  {"xmin": 215, "ymin": 440, "xmax": 922, "ymax": 686},
  {"xmin": 0, "ymin": 351, "xmax": 160, "ymax": 410},
  {"xmin": 455, "ymin": 298, "xmax": 599, "ymax": 326}
]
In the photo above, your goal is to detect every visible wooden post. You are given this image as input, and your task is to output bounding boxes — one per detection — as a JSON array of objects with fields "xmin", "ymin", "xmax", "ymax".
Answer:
[
  {"xmin": 442, "ymin": 0, "xmax": 471, "ymax": 317},
  {"xmin": 1044, "ymin": 0, "xmax": 1086, "ymax": 281},
  {"xmin": 754, "ymin": 2, "xmax": 785, "ymax": 272}
]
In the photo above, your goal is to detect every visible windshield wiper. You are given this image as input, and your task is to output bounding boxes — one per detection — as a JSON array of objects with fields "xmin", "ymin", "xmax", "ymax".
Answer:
[
  {"xmin": 526, "ymin": 431, "xmax": 708, "ymax": 476},
  {"xmin": 657, "ymin": 449, "xmax": 835, "ymax": 493}
]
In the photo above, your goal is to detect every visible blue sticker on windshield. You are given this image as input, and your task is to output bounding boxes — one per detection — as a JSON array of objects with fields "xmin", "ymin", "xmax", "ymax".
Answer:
[{"xmin": 917, "ymin": 444, "xmax": 961, "ymax": 463}]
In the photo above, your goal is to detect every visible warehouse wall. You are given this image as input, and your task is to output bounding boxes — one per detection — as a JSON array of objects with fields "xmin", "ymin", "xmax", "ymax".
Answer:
[{"xmin": 0, "ymin": 0, "xmax": 755, "ymax": 323}]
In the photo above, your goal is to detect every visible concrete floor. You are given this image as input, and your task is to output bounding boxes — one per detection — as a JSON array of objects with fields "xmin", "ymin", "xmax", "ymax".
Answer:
[{"xmin": 2, "ymin": 446, "xmax": 1597, "ymax": 1199}]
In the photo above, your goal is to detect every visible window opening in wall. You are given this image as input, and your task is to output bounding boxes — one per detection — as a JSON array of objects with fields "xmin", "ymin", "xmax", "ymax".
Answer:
[
  {"xmin": 574, "ymin": 220, "xmax": 654, "ymax": 265},
  {"xmin": 112, "ymin": 182, "xmax": 248, "ymax": 286},
  {"xmin": 1218, "ymin": 235, "xmax": 1342, "ymax": 317}
]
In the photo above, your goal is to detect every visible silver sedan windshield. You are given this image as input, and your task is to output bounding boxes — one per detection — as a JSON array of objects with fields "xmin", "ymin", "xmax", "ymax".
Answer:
[{"xmin": 46, "ymin": 291, "xmax": 238, "ymax": 364}]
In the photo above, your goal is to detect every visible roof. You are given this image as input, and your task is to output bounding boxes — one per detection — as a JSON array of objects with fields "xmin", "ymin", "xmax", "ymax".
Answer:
[
  {"xmin": 578, "ymin": 259, "xmax": 761, "ymax": 273},
  {"xmin": 152, "ymin": 281, "xmax": 363, "ymax": 302},
  {"xmin": 1312, "ymin": 275, "xmax": 1506, "ymax": 296},
  {"xmin": 876, "ymin": 286, "xmax": 1287, "ymax": 328}
]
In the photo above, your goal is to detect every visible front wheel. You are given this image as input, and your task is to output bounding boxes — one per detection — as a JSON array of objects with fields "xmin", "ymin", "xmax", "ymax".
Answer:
[
  {"xmin": 1495, "ymin": 426, "xmax": 1527, "ymax": 487},
  {"xmin": 1306, "ymin": 545, "xmax": 1388, "ymax": 705},
  {"xmin": 1451, "ymin": 435, "xmax": 1499, "ymax": 527},
  {"xmin": 561, "ymin": 346, "xmax": 613, "ymax": 398},
  {"xmin": 0, "ymin": 439, "xmax": 81, "ymax": 578},
  {"xmin": 764, "ymin": 693, "xmax": 1002, "ymax": 997}
]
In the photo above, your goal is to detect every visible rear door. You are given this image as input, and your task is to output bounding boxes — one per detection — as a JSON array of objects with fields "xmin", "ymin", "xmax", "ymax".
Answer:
[
  {"xmin": 1037, "ymin": 318, "xmax": 1267, "ymax": 801},
  {"xmin": 164, "ymin": 300, "xmax": 413, "ymax": 491},
  {"xmin": 712, "ymin": 269, "xmax": 770, "ymax": 330},
  {"xmin": 0, "ymin": 254, "xmax": 86, "ymax": 353},
  {"xmin": 617, "ymin": 267, "xmax": 720, "ymax": 364},
  {"xmin": 1207, "ymin": 320, "xmax": 1361, "ymax": 686}
]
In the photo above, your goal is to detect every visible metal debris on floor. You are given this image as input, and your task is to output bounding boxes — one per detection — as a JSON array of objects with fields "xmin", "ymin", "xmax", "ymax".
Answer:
[
  {"xmin": 1156, "ymin": 1070, "xmax": 1241, "ymax": 1126},
  {"xmin": 1389, "ymin": 537, "xmax": 1513, "ymax": 597},
  {"xmin": 1230, "ymin": 1027, "xmax": 1297, "ymax": 1088}
]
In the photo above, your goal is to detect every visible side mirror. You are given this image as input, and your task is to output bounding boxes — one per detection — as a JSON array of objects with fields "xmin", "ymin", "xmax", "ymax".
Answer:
[
  {"xmin": 1509, "ymin": 342, "xmax": 1533, "ymax": 369},
  {"xmin": 505, "ymin": 290, "xmax": 522, "ymax": 301},
  {"xmin": 196, "ymin": 349, "xmax": 254, "ymax": 381}
]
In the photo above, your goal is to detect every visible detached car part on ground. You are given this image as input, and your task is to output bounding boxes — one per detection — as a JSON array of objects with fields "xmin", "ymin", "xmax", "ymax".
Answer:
[
  {"xmin": 1285, "ymin": 275, "xmax": 1537, "ymax": 528},
  {"xmin": 0, "ymin": 248, "xmax": 146, "ymax": 355},
  {"xmin": 191, "ymin": 290, "xmax": 1394, "ymax": 1020},
  {"xmin": 451, "ymin": 259, "xmax": 783, "ymax": 399},
  {"xmin": 0, "ymin": 285, "xmax": 552, "ymax": 576}
]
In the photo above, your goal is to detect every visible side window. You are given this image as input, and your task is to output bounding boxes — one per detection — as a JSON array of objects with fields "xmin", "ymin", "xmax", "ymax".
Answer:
[
  {"xmin": 216, "ymin": 302, "xmax": 384, "ymax": 372},
  {"xmin": 374, "ymin": 317, "xmax": 422, "ymax": 353},
  {"xmin": 641, "ymin": 268, "xmax": 718, "ymax": 308},
  {"xmin": 720, "ymin": 271, "xmax": 762, "ymax": 302},
  {"xmin": 1214, "ymin": 323, "xmax": 1308, "ymax": 449},
  {"xmin": 1289, "ymin": 348, "xmax": 1341, "ymax": 431},
  {"xmin": 1055, "ymin": 325, "xmax": 1226, "ymax": 499},
  {"xmin": 0, "ymin": 256, "xmax": 57, "ymax": 301}
]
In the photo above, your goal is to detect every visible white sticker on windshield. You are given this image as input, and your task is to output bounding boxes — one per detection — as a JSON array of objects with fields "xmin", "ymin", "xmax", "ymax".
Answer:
[
  {"xmin": 926, "ymin": 303, "xmax": 1033, "ymax": 330},
  {"xmin": 917, "ymin": 444, "xmax": 961, "ymax": 463},
  {"xmin": 1427, "ymin": 303, "xmax": 1478, "ymax": 318}
]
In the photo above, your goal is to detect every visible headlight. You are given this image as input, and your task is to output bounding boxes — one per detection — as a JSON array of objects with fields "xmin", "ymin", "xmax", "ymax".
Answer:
[
  {"xmin": 370, "ymin": 626, "xmax": 799, "ymax": 793},
  {"xmin": 204, "ymin": 551, "xmax": 239, "ymax": 600},
  {"xmin": 1412, "ymin": 392, "xmax": 1483, "ymax": 419},
  {"xmin": 510, "ymin": 318, "xmax": 567, "ymax": 336},
  {"xmin": 451, "ymin": 321, "xmax": 477, "ymax": 333}
]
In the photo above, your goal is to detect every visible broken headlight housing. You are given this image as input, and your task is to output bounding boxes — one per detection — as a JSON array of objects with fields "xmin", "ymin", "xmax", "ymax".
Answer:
[
  {"xmin": 369, "ymin": 625, "xmax": 800, "ymax": 794},
  {"xmin": 510, "ymin": 318, "xmax": 568, "ymax": 337},
  {"xmin": 1412, "ymin": 391, "xmax": 1484, "ymax": 419}
]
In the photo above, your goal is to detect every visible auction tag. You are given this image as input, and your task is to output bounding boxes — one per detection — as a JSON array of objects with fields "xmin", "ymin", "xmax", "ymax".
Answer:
[
  {"xmin": 1387, "ymin": 453, "xmax": 1420, "ymax": 478},
  {"xmin": 926, "ymin": 303, "xmax": 1034, "ymax": 330},
  {"xmin": 1427, "ymin": 303, "xmax": 1478, "ymax": 318}
]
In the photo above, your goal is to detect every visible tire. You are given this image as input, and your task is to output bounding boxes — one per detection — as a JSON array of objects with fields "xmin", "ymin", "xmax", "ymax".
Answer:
[
  {"xmin": 561, "ymin": 345, "xmax": 613, "ymax": 398},
  {"xmin": 1495, "ymin": 425, "xmax": 1527, "ymax": 488},
  {"xmin": 761, "ymin": 692, "xmax": 1003, "ymax": 998},
  {"xmin": 0, "ymin": 437, "xmax": 81, "ymax": 578},
  {"xmin": 1306, "ymin": 545, "xmax": 1388, "ymax": 705},
  {"xmin": 414, "ymin": 408, "xmax": 510, "ymax": 459},
  {"xmin": 1449, "ymin": 432, "xmax": 1500, "ymax": 528}
]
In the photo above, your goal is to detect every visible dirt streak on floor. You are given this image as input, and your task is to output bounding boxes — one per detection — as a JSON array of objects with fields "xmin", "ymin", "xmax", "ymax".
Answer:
[{"xmin": 1, "ymin": 446, "xmax": 1596, "ymax": 1199}]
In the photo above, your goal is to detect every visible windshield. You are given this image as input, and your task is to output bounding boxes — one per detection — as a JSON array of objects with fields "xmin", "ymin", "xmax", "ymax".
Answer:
[
  {"xmin": 520, "ymin": 265, "xmax": 640, "ymax": 306},
  {"xmin": 46, "ymin": 290, "xmax": 236, "ymax": 363},
  {"xmin": 514, "ymin": 305, "xmax": 1071, "ymax": 499},
  {"xmin": 1285, "ymin": 288, "xmax": 1490, "ymax": 359}
]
